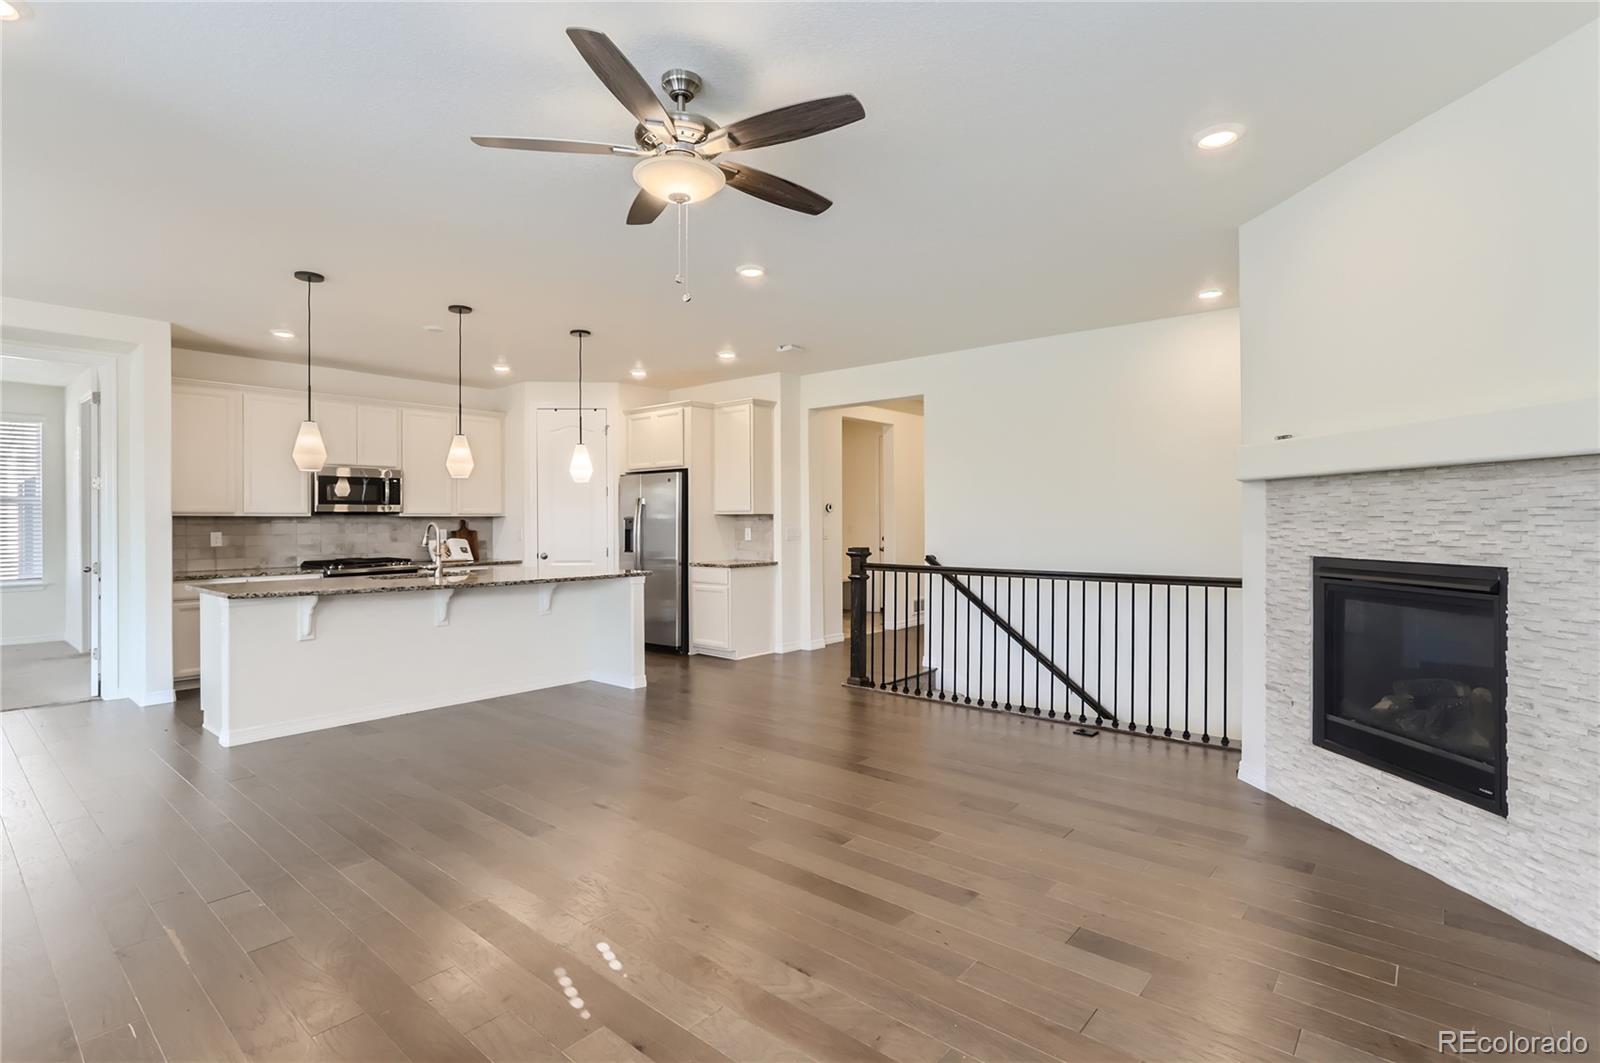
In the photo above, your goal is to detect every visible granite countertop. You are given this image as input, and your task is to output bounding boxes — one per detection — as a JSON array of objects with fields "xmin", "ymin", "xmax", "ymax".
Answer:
[
  {"xmin": 176, "ymin": 559, "xmax": 522, "ymax": 582},
  {"xmin": 690, "ymin": 560, "xmax": 778, "ymax": 569},
  {"xmin": 192, "ymin": 565, "xmax": 647, "ymax": 600}
]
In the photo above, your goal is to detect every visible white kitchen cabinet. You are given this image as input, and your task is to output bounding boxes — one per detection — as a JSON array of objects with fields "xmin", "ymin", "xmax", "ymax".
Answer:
[
  {"xmin": 172, "ymin": 384, "xmax": 242, "ymax": 514},
  {"xmin": 626, "ymin": 404, "xmax": 686, "ymax": 469},
  {"xmin": 316, "ymin": 399, "xmax": 360, "ymax": 465},
  {"xmin": 173, "ymin": 599, "xmax": 201, "ymax": 680},
  {"xmin": 357, "ymin": 404, "xmax": 402, "ymax": 467},
  {"xmin": 689, "ymin": 564, "xmax": 776, "ymax": 659},
  {"xmin": 241, "ymin": 390, "xmax": 311, "ymax": 515},
  {"xmin": 713, "ymin": 399, "xmax": 775, "ymax": 515},
  {"xmin": 400, "ymin": 407, "xmax": 457, "ymax": 514},
  {"xmin": 454, "ymin": 411, "xmax": 504, "ymax": 515}
]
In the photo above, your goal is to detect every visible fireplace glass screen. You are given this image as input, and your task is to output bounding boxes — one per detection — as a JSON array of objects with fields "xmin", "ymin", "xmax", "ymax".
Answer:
[{"xmin": 1313, "ymin": 558, "xmax": 1507, "ymax": 815}]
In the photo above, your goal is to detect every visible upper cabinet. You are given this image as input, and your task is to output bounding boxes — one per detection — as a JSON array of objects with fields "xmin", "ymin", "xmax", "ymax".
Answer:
[
  {"xmin": 173, "ymin": 384, "xmax": 242, "ymax": 514},
  {"xmin": 399, "ymin": 407, "xmax": 458, "ymax": 515},
  {"xmin": 626, "ymin": 404, "xmax": 688, "ymax": 470},
  {"xmin": 453, "ymin": 411, "xmax": 504, "ymax": 516},
  {"xmin": 712, "ymin": 400, "xmax": 775, "ymax": 515},
  {"xmin": 172, "ymin": 380, "xmax": 505, "ymax": 517},
  {"xmin": 240, "ymin": 390, "xmax": 311, "ymax": 515}
]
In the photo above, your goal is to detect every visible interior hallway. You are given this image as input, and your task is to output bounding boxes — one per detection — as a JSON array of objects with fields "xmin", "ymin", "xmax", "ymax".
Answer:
[{"xmin": 2, "ymin": 641, "xmax": 91, "ymax": 711}]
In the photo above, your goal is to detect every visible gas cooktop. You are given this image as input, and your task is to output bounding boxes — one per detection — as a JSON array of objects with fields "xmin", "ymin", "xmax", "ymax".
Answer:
[{"xmin": 301, "ymin": 556, "xmax": 421, "ymax": 578}]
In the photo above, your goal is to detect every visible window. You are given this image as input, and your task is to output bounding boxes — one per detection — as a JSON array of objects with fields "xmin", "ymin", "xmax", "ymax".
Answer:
[{"xmin": 0, "ymin": 419, "xmax": 45, "ymax": 582}]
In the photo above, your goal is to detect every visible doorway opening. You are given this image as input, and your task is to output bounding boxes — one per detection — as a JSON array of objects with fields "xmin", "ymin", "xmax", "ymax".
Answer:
[
  {"xmin": 808, "ymin": 397, "xmax": 925, "ymax": 649},
  {"xmin": 1, "ymin": 355, "xmax": 103, "ymax": 710}
]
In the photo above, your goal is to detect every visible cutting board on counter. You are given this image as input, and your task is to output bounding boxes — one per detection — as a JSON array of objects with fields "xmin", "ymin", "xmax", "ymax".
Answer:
[{"xmin": 453, "ymin": 520, "xmax": 480, "ymax": 561}]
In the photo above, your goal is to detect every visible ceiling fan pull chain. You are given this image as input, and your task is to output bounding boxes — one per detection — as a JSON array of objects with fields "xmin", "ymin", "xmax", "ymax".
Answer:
[{"xmin": 675, "ymin": 197, "xmax": 693, "ymax": 303}]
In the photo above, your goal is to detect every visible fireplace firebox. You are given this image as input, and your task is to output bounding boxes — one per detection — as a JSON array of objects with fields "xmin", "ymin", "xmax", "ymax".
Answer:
[{"xmin": 1312, "ymin": 557, "xmax": 1507, "ymax": 816}]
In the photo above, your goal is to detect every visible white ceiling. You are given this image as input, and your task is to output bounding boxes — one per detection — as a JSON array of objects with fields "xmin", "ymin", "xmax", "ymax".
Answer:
[{"xmin": 4, "ymin": 3, "xmax": 1592, "ymax": 388}]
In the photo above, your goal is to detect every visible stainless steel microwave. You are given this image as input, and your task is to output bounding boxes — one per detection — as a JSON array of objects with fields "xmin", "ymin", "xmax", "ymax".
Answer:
[{"xmin": 312, "ymin": 466, "xmax": 403, "ymax": 514}]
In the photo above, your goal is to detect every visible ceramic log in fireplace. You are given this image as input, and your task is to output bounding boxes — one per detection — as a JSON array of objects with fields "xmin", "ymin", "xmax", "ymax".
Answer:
[{"xmin": 1312, "ymin": 557, "xmax": 1508, "ymax": 816}]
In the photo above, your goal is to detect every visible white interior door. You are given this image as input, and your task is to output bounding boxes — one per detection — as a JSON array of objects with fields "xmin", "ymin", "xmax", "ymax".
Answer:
[
  {"xmin": 536, "ymin": 409, "xmax": 609, "ymax": 578},
  {"xmin": 78, "ymin": 392, "xmax": 100, "ymax": 696}
]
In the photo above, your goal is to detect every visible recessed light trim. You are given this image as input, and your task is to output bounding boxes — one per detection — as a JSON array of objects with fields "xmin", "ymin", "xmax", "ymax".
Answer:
[
  {"xmin": 422, "ymin": 324, "xmax": 444, "ymax": 333},
  {"xmin": 1194, "ymin": 124, "xmax": 1244, "ymax": 151},
  {"xmin": 716, "ymin": 349, "xmax": 737, "ymax": 362},
  {"xmin": 1197, "ymin": 288, "xmax": 1225, "ymax": 300},
  {"xmin": 735, "ymin": 264, "xmax": 765, "ymax": 279},
  {"xmin": 491, "ymin": 361, "xmax": 512, "ymax": 374},
  {"xmin": 630, "ymin": 365, "xmax": 648, "ymax": 380},
  {"xmin": 270, "ymin": 328, "xmax": 296, "ymax": 340}
]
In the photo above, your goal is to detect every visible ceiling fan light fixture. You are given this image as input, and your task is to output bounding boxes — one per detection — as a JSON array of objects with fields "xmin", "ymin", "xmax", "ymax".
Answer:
[
  {"xmin": 0, "ymin": 3, "xmax": 20, "ymax": 22},
  {"xmin": 632, "ymin": 152, "xmax": 725, "ymax": 204}
]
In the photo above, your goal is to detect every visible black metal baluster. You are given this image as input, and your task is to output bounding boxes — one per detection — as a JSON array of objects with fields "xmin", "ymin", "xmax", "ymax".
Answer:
[
  {"xmin": 1202, "ymin": 586, "xmax": 1211, "ymax": 743},
  {"xmin": 1183, "ymin": 584, "xmax": 1191, "ymax": 740},
  {"xmin": 1145, "ymin": 584, "xmax": 1154, "ymax": 733},
  {"xmin": 1004, "ymin": 577, "xmax": 1013, "ymax": 711},
  {"xmin": 1048, "ymin": 578, "xmax": 1057, "ymax": 717},
  {"xmin": 1221, "ymin": 589, "xmax": 1230, "ymax": 747},
  {"xmin": 939, "ymin": 571, "xmax": 947, "ymax": 700},
  {"xmin": 1113, "ymin": 580, "xmax": 1121, "ymax": 728},
  {"xmin": 1078, "ymin": 579, "xmax": 1087, "ymax": 722},
  {"xmin": 1034, "ymin": 578, "xmax": 1041, "ymax": 715},
  {"xmin": 913, "ymin": 572, "xmax": 923, "ymax": 696},
  {"xmin": 990, "ymin": 576, "xmax": 999, "ymax": 708},
  {"xmin": 963, "ymin": 573, "xmax": 972, "ymax": 704},
  {"xmin": 1098, "ymin": 581, "xmax": 1107, "ymax": 727},
  {"xmin": 1164, "ymin": 584, "xmax": 1172, "ymax": 737}
]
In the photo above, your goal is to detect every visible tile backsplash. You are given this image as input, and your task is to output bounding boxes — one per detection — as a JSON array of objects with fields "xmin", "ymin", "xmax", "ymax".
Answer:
[{"xmin": 173, "ymin": 516, "xmax": 498, "ymax": 576}]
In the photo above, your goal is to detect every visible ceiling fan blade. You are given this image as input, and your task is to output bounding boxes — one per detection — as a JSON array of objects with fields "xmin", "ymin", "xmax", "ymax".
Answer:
[
  {"xmin": 471, "ymin": 136, "xmax": 645, "ymax": 157},
  {"xmin": 718, "ymin": 161, "xmax": 833, "ymax": 215},
  {"xmin": 565, "ymin": 28, "xmax": 677, "ymax": 140},
  {"xmin": 702, "ymin": 95, "xmax": 865, "ymax": 155},
  {"xmin": 627, "ymin": 190, "xmax": 668, "ymax": 225}
]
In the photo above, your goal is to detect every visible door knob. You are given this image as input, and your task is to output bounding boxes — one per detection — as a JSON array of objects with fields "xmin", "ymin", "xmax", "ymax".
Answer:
[{"xmin": 539, "ymin": 552, "xmax": 549, "ymax": 560}]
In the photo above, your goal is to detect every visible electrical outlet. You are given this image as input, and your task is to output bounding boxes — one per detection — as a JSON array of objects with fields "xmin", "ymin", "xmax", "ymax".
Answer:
[
  {"xmin": 210, "ymin": 532, "xmax": 224, "ymax": 548},
  {"xmin": 743, "ymin": 526, "xmax": 752, "ymax": 542}
]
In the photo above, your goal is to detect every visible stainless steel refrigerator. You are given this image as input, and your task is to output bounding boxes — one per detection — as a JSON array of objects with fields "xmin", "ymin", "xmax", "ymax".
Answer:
[{"xmin": 618, "ymin": 470, "xmax": 689, "ymax": 653}]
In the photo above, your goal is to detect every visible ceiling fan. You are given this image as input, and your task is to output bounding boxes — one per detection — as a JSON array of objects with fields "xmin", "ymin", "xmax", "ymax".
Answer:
[{"xmin": 472, "ymin": 28, "xmax": 865, "ymax": 224}]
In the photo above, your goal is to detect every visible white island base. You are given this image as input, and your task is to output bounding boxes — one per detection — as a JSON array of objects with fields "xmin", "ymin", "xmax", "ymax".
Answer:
[{"xmin": 198, "ymin": 571, "xmax": 646, "ymax": 746}]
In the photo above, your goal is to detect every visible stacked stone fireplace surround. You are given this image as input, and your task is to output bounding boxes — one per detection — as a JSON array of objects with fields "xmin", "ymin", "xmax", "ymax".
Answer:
[{"xmin": 1263, "ymin": 454, "xmax": 1599, "ymax": 958}]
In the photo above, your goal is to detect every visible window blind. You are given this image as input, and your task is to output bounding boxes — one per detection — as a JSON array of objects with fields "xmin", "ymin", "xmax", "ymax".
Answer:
[{"xmin": 0, "ymin": 419, "xmax": 45, "ymax": 582}]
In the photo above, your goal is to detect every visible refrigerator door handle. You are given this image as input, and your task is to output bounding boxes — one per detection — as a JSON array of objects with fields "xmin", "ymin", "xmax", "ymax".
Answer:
[{"xmin": 634, "ymin": 497, "xmax": 646, "ymax": 562}]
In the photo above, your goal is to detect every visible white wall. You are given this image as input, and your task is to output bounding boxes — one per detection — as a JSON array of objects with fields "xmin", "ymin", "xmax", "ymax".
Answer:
[
  {"xmin": 798, "ymin": 310, "xmax": 1241, "ymax": 651},
  {"xmin": 1240, "ymin": 22, "xmax": 1599, "ymax": 451},
  {"xmin": 1, "ymin": 382, "xmax": 67, "ymax": 645}
]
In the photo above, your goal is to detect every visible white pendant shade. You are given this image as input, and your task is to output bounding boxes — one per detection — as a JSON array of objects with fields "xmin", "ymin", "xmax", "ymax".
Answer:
[
  {"xmin": 446, "ymin": 433, "xmax": 475, "ymax": 479},
  {"xmin": 292, "ymin": 420, "xmax": 327, "ymax": 472},
  {"xmin": 569, "ymin": 442, "xmax": 594, "ymax": 484},
  {"xmin": 632, "ymin": 153, "xmax": 725, "ymax": 203}
]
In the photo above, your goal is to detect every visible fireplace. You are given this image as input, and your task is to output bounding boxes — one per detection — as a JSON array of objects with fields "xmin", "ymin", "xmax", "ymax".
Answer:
[{"xmin": 1312, "ymin": 557, "xmax": 1508, "ymax": 815}]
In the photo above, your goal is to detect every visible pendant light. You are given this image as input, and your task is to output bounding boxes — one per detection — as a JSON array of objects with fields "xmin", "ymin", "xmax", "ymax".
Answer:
[
  {"xmin": 445, "ymin": 304, "xmax": 475, "ymax": 478},
  {"xmin": 569, "ymin": 328, "xmax": 593, "ymax": 484},
  {"xmin": 290, "ymin": 270, "xmax": 328, "ymax": 472}
]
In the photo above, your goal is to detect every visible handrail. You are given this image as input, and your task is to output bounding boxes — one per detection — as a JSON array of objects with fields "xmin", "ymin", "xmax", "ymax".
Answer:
[
  {"xmin": 865, "ymin": 558, "xmax": 1241, "ymax": 589},
  {"xmin": 920, "ymin": 554, "xmax": 1112, "ymax": 721}
]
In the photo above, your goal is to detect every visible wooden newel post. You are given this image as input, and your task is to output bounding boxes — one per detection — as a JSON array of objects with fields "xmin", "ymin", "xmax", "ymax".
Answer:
[{"xmin": 847, "ymin": 546, "xmax": 872, "ymax": 686}]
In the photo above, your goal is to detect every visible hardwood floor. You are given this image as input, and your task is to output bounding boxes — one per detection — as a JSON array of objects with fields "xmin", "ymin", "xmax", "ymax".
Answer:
[{"xmin": 3, "ymin": 643, "xmax": 1596, "ymax": 1062}]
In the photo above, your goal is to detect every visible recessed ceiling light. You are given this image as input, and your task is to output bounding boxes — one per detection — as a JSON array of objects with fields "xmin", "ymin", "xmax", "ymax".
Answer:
[
  {"xmin": 270, "ymin": 328, "xmax": 296, "ymax": 340},
  {"xmin": 717, "ymin": 349, "xmax": 737, "ymax": 362},
  {"xmin": 776, "ymin": 343, "xmax": 804, "ymax": 354},
  {"xmin": 630, "ymin": 366, "xmax": 647, "ymax": 380},
  {"xmin": 0, "ymin": 3, "xmax": 20, "ymax": 22},
  {"xmin": 422, "ymin": 324, "xmax": 444, "ymax": 333},
  {"xmin": 1197, "ymin": 288, "xmax": 1225, "ymax": 300},
  {"xmin": 1194, "ymin": 124, "xmax": 1244, "ymax": 151},
  {"xmin": 735, "ymin": 264, "xmax": 765, "ymax": 279},
  {"xmin": 492, "ymin": 360, "xmax": 512, "ymax": 374}
]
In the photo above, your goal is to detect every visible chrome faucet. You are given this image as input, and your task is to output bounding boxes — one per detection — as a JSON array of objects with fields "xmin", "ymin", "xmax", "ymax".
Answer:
[{"xmin": 421, "ymin": 522, "xmax": 444, "ymax": 580}]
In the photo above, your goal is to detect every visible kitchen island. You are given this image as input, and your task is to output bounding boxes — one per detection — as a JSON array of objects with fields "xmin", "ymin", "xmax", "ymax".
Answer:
[{"xmin": 193, "ymin": 566, "xmax": 646, "ymax": 746}]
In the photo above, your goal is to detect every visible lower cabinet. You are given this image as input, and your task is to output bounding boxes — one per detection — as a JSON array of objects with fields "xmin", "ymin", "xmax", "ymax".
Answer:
[
  {"xmin": 172, "ymin": 597, "xmax": 201, "ymax": 681},
  {"xmin": 689, "ymin": 565, "xmax": 776, "ymax": 659}
]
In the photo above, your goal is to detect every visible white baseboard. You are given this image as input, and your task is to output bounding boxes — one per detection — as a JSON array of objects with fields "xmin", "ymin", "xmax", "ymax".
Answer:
[
  {"xmin": 824, "ymin": 632, "xmax": 846, "ymax": 646},
  {"xmin": 778, "ymin": 640, "xmax": 809, "ymax": 654},
  {"xmin": 590, "ymin": 669, "xmax": 647, "ymax": 689},
  {"xmin": 1236, "ymin": 754, "xmax": 1266, "ymax": 792},
  {"xmin": 134, "ymin": 688, "xmax": 176, "ymax": 707},
  {"xmin": 1, "ymin": 633, "xmax": 66, "ymax": 647}
]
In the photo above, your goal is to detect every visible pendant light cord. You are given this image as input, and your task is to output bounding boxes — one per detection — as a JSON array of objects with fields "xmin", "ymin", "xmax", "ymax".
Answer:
[
  {"xmin": 304, "ymin": 279, "xmax": 313, "ymax": 421},
  {"xmin": 576, "ymin": 331, "xmax": 584, "ymax": 447},
  {"xmin": 456, "ymin": 310, "xmax": 464, "ymax": 435}
]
